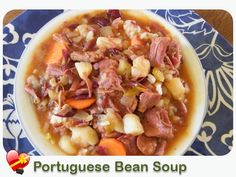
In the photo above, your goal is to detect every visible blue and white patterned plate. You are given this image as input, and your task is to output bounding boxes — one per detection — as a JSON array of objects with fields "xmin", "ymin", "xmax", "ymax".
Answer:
[{"xmin": 3, "ymin": 10, "xmax": 233, "ymax": 155}]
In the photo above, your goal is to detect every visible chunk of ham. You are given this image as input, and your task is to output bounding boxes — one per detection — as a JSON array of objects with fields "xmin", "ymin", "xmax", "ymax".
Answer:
[
  {"xmin": 98, "ymin": 58, "xmax": 118, "ymax": 71},
  {"xmin": 166, "ymin": 40, "xmax": 182, "ymax": 68},
  {"xmin": 70, "ymin": 50, "xmax": 104, "ymax": 63},
  {"xmin": 136, "ymin": 135, "xmax": 167, "ymax": 155},
  {"xmin": 138, "ymin": 91, "xmax": 160, "ymax": 112},
  {"xmin": 69, "ymin": 80, "xmax": 81, "ymax": 92},
  {"xmin": 107, "ymin": 91, "xmax": 129, "ymax": 116},
  {"xmin": 46, "ymin": 64, "xmax": 64, "ymax": 76},
  {"xmin": 154, "ymin": 139, "xmax": 167, "ymax": 155},
  {"xmin": 175, "ymin": 101, "xmax": 187, "ymax": 117},
  {"xmin": 98, "ymin": 69, "xmax": 122, "ymax": 91},
  {"xmin": 117, "ymin": 134, "xmax": 140, "ymax": 155},
  {"xmin": 142, "ymin": 107, "xmax": 173, "ymax": 139},
  {"xmin": 96, "ymin": 90, "xmax": 129, "ymax": 116},
  {"xmin": 66, "ymin": 88, "xmax": 89, "ymax": 99},
  {"xmin": 120, "ymin": 94, "xmax": 138, "ymax": 113},
  {"xmin": 96, "ymin": 146, "xmax": 108, "ymax": 155},
  {"xmin": 136, "ymin": 134, "xmax": 157, "ymax": 155},
  {"xmin": 97, "ymin": 59, "xmax": 123, "ymax": 91},
  {"xmin": 149, "ymin": 37, "xmax": 170, "ymax": 67},
  {"xmin": 101, "ymin": 131, "xmax": 123, "ymax": 138},
  {"xmin": 107, "ymin": 10, "xmax": 121, "ymax": 21}
]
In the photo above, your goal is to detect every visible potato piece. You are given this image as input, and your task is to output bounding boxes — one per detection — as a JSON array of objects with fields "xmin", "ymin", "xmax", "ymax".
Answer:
[
  {"xmin": 106, "ymin": 109, "xmax": 124, "ymax": 133},
  {"xmin": 165, "ymin": 77, "xmax": 185, "ymax": 101},
  {"xmin": 131, "ymin": 56, "xmax": 150, "ymax": 78},
  {"xmin": 118, "ymin": 59, "xmax": 131, "ymax": 77},
  {"xmin": 100, "ymin": 26, "xmax": 114, "ymax": 37},
  {"xmin": 123, "ymin": 113, "xmax": 144, "ymax": 136},
  {"xmin": 96, "ymin": 37, "xmax": 122, "ymax": 49},
  {"xmin": 120, "ymin": 94, "xmax": 135, "ymax": 107},
  {"xmin": 98, "ymin": 108, "xmax": 124, "ymax": 133},
  {"xmin": 70, "ymin": 126, "xmax": 99, "ymax": 148},
  {"xmin": 152, "ymin": 67, "xmax": 164, "ymax": 82},
  {"xmin": 75, "ymin": 24, "xmax": 92, "ymax": 38},
  {"xmin": 140, "ymin": 32, "xmax": 158, "ymax": 41},
  {"xmin": 58, "ymin": 135, "xmax": 77, "ymax": 155},
  {"xmin": 50, "ymin": 115, "xmax": 63, "ymax": 124},
  {"xmin": 86, "ymin": 31, "xmax": 94, "ymax": 41},
  {"xmin": 165, "ymin": 73, "xmax": 173, "ymax": 81},
  {"xmin": 75, "ymin": 62, "xmax": 92, "ymax": 80},
  {"xmin": 72, "ymin": 110, "xmax": 93, "ymax": 122},
  {"xmin": 123, "ymin": 20, "xmax": 142, "ymax": 38}
]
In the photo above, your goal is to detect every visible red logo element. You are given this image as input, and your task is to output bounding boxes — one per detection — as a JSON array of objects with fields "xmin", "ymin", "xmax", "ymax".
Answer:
[{"xmin": 6, "ymin": 150, "xmax": 30, "ymax": 174}]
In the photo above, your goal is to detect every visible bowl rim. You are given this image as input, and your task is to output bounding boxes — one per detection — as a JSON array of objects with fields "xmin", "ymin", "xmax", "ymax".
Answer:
[{"xmin": 14, "ymin": 9, "xmax": 208, "ymax": 156}]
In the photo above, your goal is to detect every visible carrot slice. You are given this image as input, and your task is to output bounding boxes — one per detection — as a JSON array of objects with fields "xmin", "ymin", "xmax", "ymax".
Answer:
[
  {"xmin": 45, "ymin": 42, "xmax": 67, "ymax": 65},
  {"xmin": 99, "ymin": 138, "xmax": 126, "ymax": 156},
  {"xmin": 131, "ymin": 36, "xmax": 144, "ymax": 46},
  {"xmin": 66, "ymin": 98, "xmax": 96, "ymax": 109}
]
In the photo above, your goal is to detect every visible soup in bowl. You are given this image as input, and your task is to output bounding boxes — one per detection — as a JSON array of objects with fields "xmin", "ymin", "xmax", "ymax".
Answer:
[{"xmin": 15, "ymin": 10, "xmax": 207, "ymax": 155}]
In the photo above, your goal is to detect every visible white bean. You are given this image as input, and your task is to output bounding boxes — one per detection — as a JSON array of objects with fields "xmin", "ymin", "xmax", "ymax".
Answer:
[
  {"xmin": 75, "ymin": 62, "xmax": 92, "ymax": 80},
  {"xmin": 97, "ymin": 108, "xmax": 124, "ymax": 133},
  {"xmin": 165, "ymin": 77, "xmax": 185, "ymax": 101},
  {"xmin": 71, "ymin": 126, "xmax": 99, "ymax": 148},
  {"xmin": 131, "ymin": 56, "xmax": 150, "ymax": 78},
  {"xmin": 123, "ymin": 113, "xmax": 144, "ymax": 136},
  {"xmin": 58, "ymin": 135, "xmax": 77, "ymax": 155}
]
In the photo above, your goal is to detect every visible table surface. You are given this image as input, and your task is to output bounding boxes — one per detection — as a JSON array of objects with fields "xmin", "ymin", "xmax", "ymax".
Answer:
[{"xmin": 3, "ymin": 10, "xmax": 233, "ymax": 44}]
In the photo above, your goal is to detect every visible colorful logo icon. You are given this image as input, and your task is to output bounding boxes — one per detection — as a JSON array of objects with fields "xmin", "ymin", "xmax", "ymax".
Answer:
[{"xmin": 6, "ymin": 150, "xmax": 30, "ymax": 174}]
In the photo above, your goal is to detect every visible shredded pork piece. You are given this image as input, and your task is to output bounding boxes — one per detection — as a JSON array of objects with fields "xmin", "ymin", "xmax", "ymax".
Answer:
[
  {"xmin": 70, "ymin": 50, "xmax": 104, "ymax": 63},
  {"xmin": 149, "ymin": 37, "xmax": 170, "ymax": 67},
  {"xmin": 142, "ymin": 108, "xmax": 174, "ymax": 139},
  {"xmin": 138, "ymin": 91, "xmax": 161, "ymax": 112}
]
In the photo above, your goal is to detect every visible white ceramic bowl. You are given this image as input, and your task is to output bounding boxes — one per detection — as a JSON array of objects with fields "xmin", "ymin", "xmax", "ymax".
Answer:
[{"xmin": 15, "ymin": 10, "xmax": 208, "ymax": 155}]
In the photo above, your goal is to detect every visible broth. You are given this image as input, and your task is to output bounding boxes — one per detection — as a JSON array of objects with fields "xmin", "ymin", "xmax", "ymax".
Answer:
[{"xmin": 24, "ymin": 10, "xmax": 195, "ymax": 155}]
